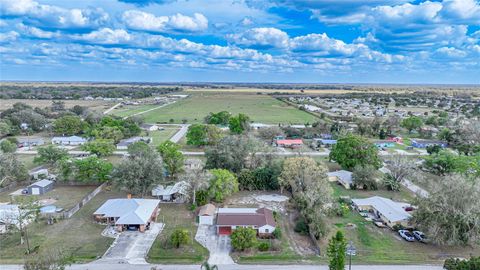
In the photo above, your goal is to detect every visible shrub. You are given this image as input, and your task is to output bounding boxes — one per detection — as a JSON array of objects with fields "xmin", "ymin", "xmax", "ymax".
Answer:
[
  {"xmin": 272, "ymin": 228, "xmax": 282, "ymax": 239},
  {"xmin": 231, "ymin": 227, "xmax": 257, "ymax": 251},
  {"xmin": 170, "ymin": 229, "xmax": 190, "ymax": 248},
  {"xmin": 257, "ymin": 242, "xmax": 270, "ymax": 251},
  {"xmin": 294, "ymin": 218, "xmax": 309, "ymax": 235},
  {"xmin": 392, "ymin": 224, "xmax": 404, "ymax": 231}
]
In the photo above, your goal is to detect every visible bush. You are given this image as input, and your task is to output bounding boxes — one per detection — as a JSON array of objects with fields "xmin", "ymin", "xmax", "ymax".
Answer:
[
  {"xmin": 392, "ymin": 224, "xmax": 404, "ymax": 231},
  {"xmin": 170, "ymin": 229, "xmax": 190, "ymax": 248},
  {"xmin": 257, "ymin": 242, "xmax": 270, "ymax": 251},
  {"xmin": 294, "ymin": 218, "xmax": 309, "ymax": 235},
  {"xmin": 231, "ymin": 227, "xmax": 257, "ymax": 251},
  {"xmin": 272, "ymin": 228, "xmax": 282, "ymax": 239},
  {"xmin": 444, "ymin": 256, "xmax": 480, "ymax": 270}
]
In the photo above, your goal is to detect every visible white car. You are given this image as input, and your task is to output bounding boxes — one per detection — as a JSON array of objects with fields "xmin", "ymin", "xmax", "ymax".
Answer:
[{"xmin": 398, "ymin": 230, "xmax": 415, "ymax": 242}]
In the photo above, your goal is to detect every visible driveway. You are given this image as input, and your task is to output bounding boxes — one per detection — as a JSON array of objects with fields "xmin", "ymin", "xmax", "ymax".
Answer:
[
  {"xmin": 169, "ymin": 124, "xmax": 189, "ymax": 143},
  {"xmin": 195, "ymin": 225, "xmax": 235, "ymax": 265},
  {"xmin": 101, "ymin": 223, "xmax": 164, "ymax": 264}
]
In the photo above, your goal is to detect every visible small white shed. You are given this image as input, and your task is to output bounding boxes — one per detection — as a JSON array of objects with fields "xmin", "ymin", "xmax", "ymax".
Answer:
[{"xmin": 198, "ymin": 204, "xmax": 216, "ymax": 225}]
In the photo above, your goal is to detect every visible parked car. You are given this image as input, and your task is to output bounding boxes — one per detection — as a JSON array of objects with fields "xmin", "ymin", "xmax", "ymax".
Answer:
[
  {"xmin": 398, "ymin": 230, "xmax": 415, "ymax": 242},
  {"xmin": 413, "ymin": 231, "xmax": 428, "ymax": 243}
]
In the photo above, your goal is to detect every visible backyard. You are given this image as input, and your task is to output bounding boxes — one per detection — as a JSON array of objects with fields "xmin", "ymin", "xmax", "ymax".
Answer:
[
  {"xmin": 135, "ymin": 92, "xmax": 318, "ymax": 124},
  {"xmin": 147, "ymin": 204, "xmax": 208, "ymax": 264},
  {"xmin": 0, "ymin": 187, "xmax": 127, "ymax": 263}
]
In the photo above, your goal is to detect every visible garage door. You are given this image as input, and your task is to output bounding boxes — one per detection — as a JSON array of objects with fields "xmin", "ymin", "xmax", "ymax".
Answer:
[
  {"xmin": 31, "ymin": 187, "xmax": 40, "ymax": 195},
  {"xmin": 218, "ymin": 226, "xmax": 232, "ymax": 235}
]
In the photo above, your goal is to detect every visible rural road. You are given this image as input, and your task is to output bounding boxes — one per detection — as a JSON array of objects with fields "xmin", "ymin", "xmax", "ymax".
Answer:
[
  {"xmin": 122, "ymin": 102, "xmax": 174, "ymax": 119},
  {"xmin": 169, "ymin": 124, "xmax": 189, "ymax": 143},
  {"xmin": 0, "ymin": 264, "xmax": 443, "ymax": 270},
  {"xmin": 103, "ymin": 103, "xmax": 122, "ymax": 114}
]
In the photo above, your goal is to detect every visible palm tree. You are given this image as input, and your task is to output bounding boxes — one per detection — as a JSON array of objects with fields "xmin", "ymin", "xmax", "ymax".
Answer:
[{"xmin": 201, "ymin": 261, "xmax": 218, "ymax": 270}]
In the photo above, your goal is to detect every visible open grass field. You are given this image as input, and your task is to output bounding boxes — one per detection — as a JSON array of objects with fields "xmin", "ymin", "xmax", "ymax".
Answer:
[
  {"xmin": 0, "ymin": 99, "xmax": 113, "ymax": 112},
  {"xmin": 185, "ymin": 88, "xmax": 360, "ymax": 95},
  {"xmin": 0, "ymin": 187, "xmax": 126, "ymax": 263},
  {"xmin": 144, "ymin": 128, "xmax": 179, "ymax": 147},
  {"xmin": 148, "ymin": 204, "xmax": 208, "ymax": 264},
  {"xmin": 135, "ymin": 93, "xmax": 318, "ymax": 124},
  {"xmin": 111, "ymin": 104, "xmax": 161, "ymax": 117}
]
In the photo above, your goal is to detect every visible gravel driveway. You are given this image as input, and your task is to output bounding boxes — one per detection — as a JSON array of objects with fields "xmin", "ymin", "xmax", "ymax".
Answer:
[{"xmin": 195, "ymin": 225, "xmax": 235, "ymax": 265}]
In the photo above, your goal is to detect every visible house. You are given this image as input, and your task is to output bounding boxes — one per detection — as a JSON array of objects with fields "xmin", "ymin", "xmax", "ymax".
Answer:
[
  {"xmin": 93, "ymin": 198, "xmax": 160, "ymax": 232},
  {"xmin": 328, "ymin": 170, "xmax": 353, "ymax": 189},
  {"xmin": 387, "ymin": 136, "xmax": 403, "ymax": 143},
  {"xmin": 16, "ymin": 137, "xmax": 44, "ymax": 148},
  {"xmin": 351, "ymin": 196, "xmax": 412, "ymax": 228},
  {"xmin": 275, "ymin": 139, "xmax": 303, "ymax": 148},
  {"xmin": 411, "ymin": 139, "xmax": 447, "ymax": 148},
  {"xmin": 198, "ymin": 203, "xmax": 216, "ymax": 225},
  {"xmin": 140, "ymin": 123, "xmax": 160, "ymax": 131},
  {"xmin": 52, "ymin": 136, "xmax": 87, "ymax": 146},
  {"xmin": 27, "ymin": 179, "xmax": 54, "ymax": 195},
  {"xmin": 216, "ymin": 208, "xmax": 276, "ymax": 236},
  {"xmin": 0, "ymin": 204, "xmax": 32, "ymax": 233},
  {"xmin": 374, "ymin": 140, "xmax": 395, "ymax": 148},
  {"xmin": 316, "ymin": 139, "xmax": 337, "ymax": 147},
  {"xmin": 151, "ymin": 181, "xmax": 188, "ymax": 202},
  {"xmin": 28, "ymin": 166, "xmax": 49, "ymax": 180},
  {"xmin": 116, "ymin": 136, "xmax": 152, "ymax": 150}
]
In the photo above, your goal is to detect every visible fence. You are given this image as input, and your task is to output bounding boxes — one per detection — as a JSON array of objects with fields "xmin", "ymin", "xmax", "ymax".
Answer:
[{"xmin": 60, "ymin": 182, "xmax": 107, "ymax": 219}]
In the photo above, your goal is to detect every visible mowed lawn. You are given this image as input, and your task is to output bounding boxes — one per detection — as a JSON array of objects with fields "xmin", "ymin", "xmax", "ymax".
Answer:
[
  {"xmin": 144, "ymin": 128, "xmax": 179, "ymax": 147},
  {"xmin": 139, "ymin": 93, "xmax": 318, "ymax": 124},
  {"xmin": 148, "ymin": 204, "xmax": 208, "ymax": 264},
  {"xmin": 111, "ymin": 104, "xmax": 161, "ymax": 118},
  {"xmin": 0, "ymin": 188, "xmax": 127, "ymax": 263}
]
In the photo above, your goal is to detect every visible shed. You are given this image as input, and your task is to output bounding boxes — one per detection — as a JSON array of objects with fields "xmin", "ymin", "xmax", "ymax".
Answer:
[
  {"xmin": 198, "ymin": 203, "xmax": 216, "ymax": 225},
  {"xmin": 28, "ymin": 167, "xmax": 49, "ymax": 180},
  {"xmin": 27, "ymin": 179, "xmax": 54, "ymax": 195}
]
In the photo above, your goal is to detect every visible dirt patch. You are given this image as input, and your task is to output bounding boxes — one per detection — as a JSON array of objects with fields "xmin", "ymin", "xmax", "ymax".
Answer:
[
  {"xmin": 224, "ymin": 191, "xmax": 290, "ymax": 212},
  {"xmin": 285, "ymin": 209, "xmax": 317, "ymax": 255}
]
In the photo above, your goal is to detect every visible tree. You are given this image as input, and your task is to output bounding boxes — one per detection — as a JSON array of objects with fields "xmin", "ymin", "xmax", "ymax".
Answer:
[
  {"xmin": 34, "ymin": 145, "xmax": 68, "ymax": 166},
  {"xmin": 444, "ymin": 256, "xmax": 480, "ymax": 270},
  {"xmin": 401, "ymin": 116, "xmax": 423, "ymax": 133},
  {"xmin": 73, "ymin": 156, "xmax": 113, "ymax": 183},
  {"xmin": 81, "ymin": 139, "xmax": 115, "ymax": 157},
  {"xmin": 70, "ymin": 105, "xmax": 87, "ymax": 116},
  {"xmin": 327, "ymin": 231, "xmax": 347, "ymax": 270},
  {"xmin": 423, "ymin": 150, "xmax": 480, "ymax": 177},
  {"xmin": 352, "ymin": 165, "xmax": 379, "ymax": 190},
  {"xmin": 0, "ymin": 153, "xmax": 28, "ymax": 187},
  {"xmin": 279, "ymin": 157, "xmax": 333, "ymax": 239},
  {"xmin": 9, "ymin": 110, "xmax": 47, "ymax": 132},
  {"xmin": 179, "ymin": 162, "xmax": 210, "ymax": 205},
  {"xmin": 0, "ymin": 139, "xmax": 17, "ymax": 153},
  {"xmin": 157, "ymin": 141, "xmax": 184, "ymax": 179},
  {"xmin": 426, "ymin": 144, "xmax": 442, "ymax": 155},
  {"xmin": 329, "ymin": 134, "xmax": 381, "ymax": 170},
  {"xmin": 208, "ymin": 169, "xmax": 238, "ymax": 202},
  {"xmin": 0, "ymin": 121, "xmax": 12, "ymax": 137},
  {"xmin": 204, "ymin": 111, "xmax": 231, "ymax": 125},
  {"xmin": 14, "ymin": 198, "xmax": 40, "ymax": 254},
  {"xmin": 383, "ymin": 156, "xmax": 414, "ymax": 191},
  {"xmin": 53, "ymin": 115, "xmax": 86, "ymax": 136},
  {"xmin": 228, "ymin": 113, "xmax": 250, "ymax": 134},
  {"xmin": 170, "ymin": 229, "xmax": 190, "ymax": 248},
  {"xmin": 412, "ymin": 174, "xmax": 480, "ymax": 246},
  {"xmin": 186, "ymin": 124, "xmax": 222, "ymax": 146},
  {"xmin": 257, "ymin": 126, "xmax": 284, "ymax": 141},
  {"xmin": 113, "ymin": 146, "xmax": 164, "ymax": 197},
  {"xmin": 230, "ymin": 227, "xmax": 257, "ymax": 251}
]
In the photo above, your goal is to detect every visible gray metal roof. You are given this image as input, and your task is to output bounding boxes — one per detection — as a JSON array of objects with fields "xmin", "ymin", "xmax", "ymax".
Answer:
[
  {"xmin": 327, "ymin": 170, "xmax": 353, "ymax": 185},
  {"xmin": 352, "ymin": 196, "xmax": 411, "ymax": 223},
  {"xmin": 152, "ymin": 181, "xmax": 188, "ymax": 196},
  {"xmin": 29, "ymin": 179, "xmax": 53, "ymax": 188},
  {"xmin": 52, "ymin": 136, "xmax": 87, "ymax": 142},
  {"xmin": 94, "ymin": 198, "xmax": 160, "ymax": 225}
]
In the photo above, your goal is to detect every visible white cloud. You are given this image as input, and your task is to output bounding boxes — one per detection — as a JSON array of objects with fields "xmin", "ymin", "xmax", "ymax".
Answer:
[
  {"xmin": 74, "ymin": 28, "xmax": 131, "ymax": 45},
  {"xmin": 435, "ymin": 47, "xmax": 467, "ymax": 58},
  {"xmin": 122, "ymin": 10, "xmax": 208, "ymax": 33},
  {"xmin": 227, "ymin": 27, "xmax": 289, "ymax": 49},
  {"xmin": 0, "ymin": 0, "xmax": 109, "ymax": 29},
  {"xmin": 16, "ymin": 23, "xmax": 59, "ymax": 38},
  {"xmin": 440, "ymin": 0, "xmax": 480, "ymax": 23},
  {"xmin": 0, "ymin": 31, "xmax": 19, "ymax": 43}
]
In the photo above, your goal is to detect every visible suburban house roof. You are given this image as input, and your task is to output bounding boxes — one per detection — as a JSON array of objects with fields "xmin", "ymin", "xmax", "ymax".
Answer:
[
  {"xmin": 28, "ymin": 179, "xmax": 53, "ymax": 188},
  {"xmin": 52, "ymin": 136, "xmax": 87, "ymax": 142},
  {"xmin": 140, "ymin": 123, "xmax": 157, "ymax": 129},
  {"xmin": 276, "ymin": 139, "xmax": 303, "ymax": 145},
  {"xmin": 319, "ymin": 139, "xmax": 337, "ymax": 144},
  {"xmin": 374, "ymin": 140, "xmax": 394, "ymax": 144},
  {"xmin": 117, "ymin": 136, "xmax": 151, "ymax": 147},
  {"xmin": 327, "ymin": 170, "xmax": 353, "ymax": 185},
  {"xmin": 94, "ymin": 198, "xmax": 160, "ymax": 225},
  {"xmin": 411, "ymin": 139, "xmax": 446, "ymax": 144},
  {"xmin": 198, "ymin": 204, "xmax": 216, "ymax": 216},
  {"xmin": 16, "ymin": 137, "xmax": 44, "ymax": 143},
  {"xmin": 352, "ymin": 196, "xmax": 411, "ymax": 223},
  {"xmin": 152, "ymin": 181, "xmax": 188, "ymax": 196},
  {"xmin": 216, "ymin": 207, "xmax": 276, "ymax": 228},
  {"xmin": 28, "ymin": 166, "xmax": 48, "ymax": 174}
]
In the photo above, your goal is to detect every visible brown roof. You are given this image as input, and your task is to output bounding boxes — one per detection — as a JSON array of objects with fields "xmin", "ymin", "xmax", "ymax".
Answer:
[
  {"xmin": 199, "ymin": 203, "xmax": 216, "ymax": 216},
  {"xmin": 216, "ymin": 208, "xmax": 276, "ymax": 227}
]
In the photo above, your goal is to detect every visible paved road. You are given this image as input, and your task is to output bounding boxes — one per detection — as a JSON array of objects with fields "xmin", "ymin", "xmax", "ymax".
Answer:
[
  {"xmin": 123, "ymin": 102, "xmax": 174, "ymax": 119},
  {"xmin": 0, "ymin": 263, "xmax": 443, "ymax": 270},
  {"xmin": 169, "ymin": 124, "xmax": 189, "ymax": 143},
  {"xmin": 402, "ymin": 178, "xmax": 429, "ymax": 198},
  {"xmin": 103, "ymin": 103, "xmax": 122, "ymax": 114}
]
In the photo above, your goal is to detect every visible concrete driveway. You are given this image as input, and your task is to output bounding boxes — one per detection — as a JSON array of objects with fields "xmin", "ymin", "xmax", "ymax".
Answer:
[
  {"xmin": 101, "ymin": 223, "xmax": 164, "ymax": 264},
  {"xmin": 195, "ymin": 225, "xmax": 235, "ymax": 265}
]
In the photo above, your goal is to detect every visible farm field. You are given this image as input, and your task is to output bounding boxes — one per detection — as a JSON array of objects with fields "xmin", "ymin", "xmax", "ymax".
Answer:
[
  {"xmin": 136, "ymin": 93, "xmax": 318, "ymax": 124},
  {"xmin": 111, "ymin": 104, "xmax": 161, "ymax": 118},
  {"xmin": 0, "ymin": 187, "xmax": 126, "ymax": 263},
  {"xmin": 0, "ymin": 99, "xmax": 113, "ymax": 112},
  {"xmin": 147, "ymin": 204, "xmax": 208, "ymax": 264}
]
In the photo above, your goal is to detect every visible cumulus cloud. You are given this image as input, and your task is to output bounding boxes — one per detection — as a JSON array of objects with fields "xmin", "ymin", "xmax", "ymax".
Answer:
[
  {"xmin": 0, "ymin": 0, "xmax": 109, "ymax": 29},
  {"xmin": 0, "ymin": 31, "xmax": 19, "ymax": 43},
  {"xmin": 16, "ymin": 23, "xmax": 59, "ymax": 39},
  {"xmin": 122, "ymin": 10, "xmax": 208, "ymax": 33},
  {"xmin": 227, "ymin": 27, "xmax": 289, "ymax": 49},
  {"xmin": 73, "ymin": 28, "xmax": 132, "ymax": 45}
]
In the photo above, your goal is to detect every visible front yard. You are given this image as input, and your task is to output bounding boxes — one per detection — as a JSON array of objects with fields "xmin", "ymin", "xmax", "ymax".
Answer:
[{"xmin": 147, "ymin": 204, "xmax": 208, "ymax": 264}]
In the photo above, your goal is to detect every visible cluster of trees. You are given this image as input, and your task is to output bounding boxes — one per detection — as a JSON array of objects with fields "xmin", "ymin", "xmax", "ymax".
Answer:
[
  {"xmin": 424, "ymin": 150, "xmax": 480, "ymax": 178},
  {"xmin": 1, "ymin": 103, "xmax": 48, "ymax": 134},
  {"xmin": 0, "ymin": 152, "xmax": 28, "ymax": 187},
  {"xmin": 444, "ymin": 256, "xmax": 480, "ymax": 270},
  {"xmin": 329, "ymin": 134, "xmax": 381, "ymax": 171},
  {"xmin": 186, "ymin": 124, "xmax": 223, "ymax": 146},
  {"xmin": 0, "ymin": 84, "xmax": 181, "ymax": 99}
]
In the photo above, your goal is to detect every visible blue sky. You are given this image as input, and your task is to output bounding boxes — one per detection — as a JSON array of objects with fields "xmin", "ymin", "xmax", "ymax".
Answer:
[{"xmin": 0, "ymin": 0, "xmax": 479, "ymax": 83}]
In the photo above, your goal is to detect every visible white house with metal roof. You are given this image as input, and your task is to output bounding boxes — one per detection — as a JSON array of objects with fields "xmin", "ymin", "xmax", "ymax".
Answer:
[
  {"xmin": 152, "ymin": 181, "xmax": 188, "ymax": 202},
  {"xmin": 351, "ymin": 196, "xmax": 412, "ymax": 228},
  {"xmin": 52, "ymin": 136, "xmax": 87, "ymax": 146},
  {"xmin": 93, "ymin": 198, "xmax": 160, "ymax": 232}
]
